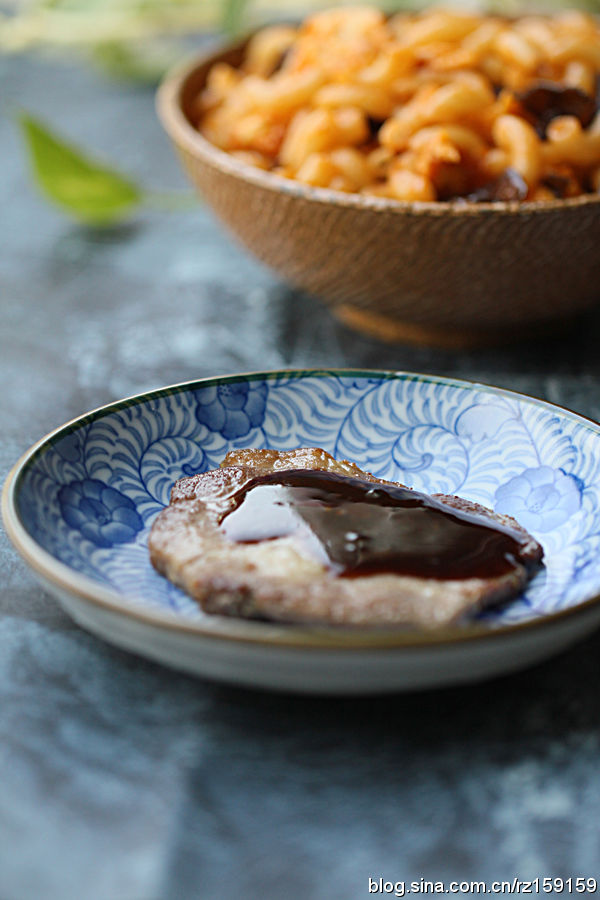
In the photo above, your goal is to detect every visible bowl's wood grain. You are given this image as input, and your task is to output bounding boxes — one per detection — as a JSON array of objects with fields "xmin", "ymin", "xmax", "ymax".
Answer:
[{"xmin": 157, "ymin": 43, "xmax": 600, "ymax": 346}]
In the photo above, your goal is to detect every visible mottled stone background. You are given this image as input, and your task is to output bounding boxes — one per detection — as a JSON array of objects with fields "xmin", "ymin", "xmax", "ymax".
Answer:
[{"xmin": 2, "ymin": 50, "xmax": 600, "ymax": 900}]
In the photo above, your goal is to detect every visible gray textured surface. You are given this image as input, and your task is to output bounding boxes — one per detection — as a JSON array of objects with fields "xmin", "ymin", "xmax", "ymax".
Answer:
[{"xmin": 2, "ymin": 52, "xmax": 600, "ymax": 900}]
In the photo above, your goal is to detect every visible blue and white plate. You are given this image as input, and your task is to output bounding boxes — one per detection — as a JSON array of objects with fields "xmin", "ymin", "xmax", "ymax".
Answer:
[{"xmin": 4, "ymin": 369, "xmax": 600, "ymax": 693}]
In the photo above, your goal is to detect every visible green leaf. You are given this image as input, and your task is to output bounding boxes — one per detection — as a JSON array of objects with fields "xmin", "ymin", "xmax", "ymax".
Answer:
[
  {"xmin": 19, "ymin": 113, "xmax": 143, "ymax": 226},
  {"xmin": 221, "ymin": 0, "xmax": 250, "ymax": 37}
]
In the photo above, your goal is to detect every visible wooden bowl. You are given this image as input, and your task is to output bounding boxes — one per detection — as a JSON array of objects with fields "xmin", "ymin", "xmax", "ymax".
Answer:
[{"xmin": 157, "ymin": 42, "xmax": 600, "ymax": 347}]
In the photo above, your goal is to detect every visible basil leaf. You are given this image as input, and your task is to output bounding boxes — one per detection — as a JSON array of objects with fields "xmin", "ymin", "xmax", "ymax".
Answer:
[{"xmin": 19, "ymin": 113, "xmax": 143, "ymax": 226}]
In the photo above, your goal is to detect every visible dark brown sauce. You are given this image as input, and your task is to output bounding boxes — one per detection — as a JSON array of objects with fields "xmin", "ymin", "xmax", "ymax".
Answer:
[{"xmin": 220, "ymin": 469, "xmax": 536, "ymax": 580}]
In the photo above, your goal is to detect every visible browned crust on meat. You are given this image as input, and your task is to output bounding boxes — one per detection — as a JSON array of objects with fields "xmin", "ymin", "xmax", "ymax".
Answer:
[
  {"xmin": 149, "ymin": 449, "xmax": 543, "ymax": 629},
  {"xmin": 431, "ymin": 493, "xmax": 542, "ymax": 565}
]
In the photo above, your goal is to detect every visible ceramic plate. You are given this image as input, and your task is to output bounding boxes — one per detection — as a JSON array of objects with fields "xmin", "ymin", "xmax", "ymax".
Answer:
[{"xmin": 4, "ymin": 369, "xmax": 600, "ymax": 694}]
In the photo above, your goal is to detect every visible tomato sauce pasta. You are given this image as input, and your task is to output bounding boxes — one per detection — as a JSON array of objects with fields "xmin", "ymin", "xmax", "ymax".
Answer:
[{"xmin": 195, "ymin": 6, "xmax": 600, "ymax": 202}]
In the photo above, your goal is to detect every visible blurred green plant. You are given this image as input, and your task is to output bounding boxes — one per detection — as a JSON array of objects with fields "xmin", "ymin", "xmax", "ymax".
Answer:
[
  {"xmin": 7, "ymin": 1, "xmax": 273, "ymax": 224},
  {"xmin": 19, "ymin": 114, "xmax": 196, "ymax": 225},
  {"xmin": 1, "ymin": 0, "xmax": 259, "ymax": 81},
  {"xmin": 20, "ymin": 114, "xmax": 142, "ymax": 224}
]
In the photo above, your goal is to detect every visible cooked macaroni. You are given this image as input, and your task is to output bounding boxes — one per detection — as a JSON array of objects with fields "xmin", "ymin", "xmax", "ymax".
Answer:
[{"xmin": 196, "ymin": 6, "xmax": 600, "ymax": 202}]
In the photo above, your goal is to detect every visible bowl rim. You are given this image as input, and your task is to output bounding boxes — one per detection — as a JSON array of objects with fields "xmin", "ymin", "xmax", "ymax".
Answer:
[
  {"xmin": 4, "ymin": 366, "xmax": 600, "ymax": 651},
  {"xmin": 156, "ymin": 39, "xmax": 600, "ymax": 218}
]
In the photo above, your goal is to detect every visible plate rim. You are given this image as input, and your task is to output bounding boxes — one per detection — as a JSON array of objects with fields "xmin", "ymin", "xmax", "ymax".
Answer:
[{"xmin": 4, "ymin": 366, "xmax": 600, "ymax": 651}]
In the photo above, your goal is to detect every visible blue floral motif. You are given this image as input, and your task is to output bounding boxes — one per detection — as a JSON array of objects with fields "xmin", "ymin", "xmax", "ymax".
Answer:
[
  {"xmin": 56, "ymin": 431, "xmax": 83, "ymax": 462},
  {"xmin": 195, "ymin": 382, "xmax": 267, "ymax": 439},
  {"xmin": 58, "ymin": 479, "xmax": 143, "ymax": 548},
  {"xmin": 495, "ymin": 466, "xmax": 582, "ymax": 533}
]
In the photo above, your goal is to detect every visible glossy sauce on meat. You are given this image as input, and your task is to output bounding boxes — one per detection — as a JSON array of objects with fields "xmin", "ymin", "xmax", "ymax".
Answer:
[{"xmin": 220, "ymin": 469, "xmax": 536, "ymax": 580}]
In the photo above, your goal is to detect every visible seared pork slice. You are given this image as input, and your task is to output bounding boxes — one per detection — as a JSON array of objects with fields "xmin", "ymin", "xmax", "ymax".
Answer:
[{"xmin": 148, "ymin": 448, "xmax": 543, "ymax": 629}]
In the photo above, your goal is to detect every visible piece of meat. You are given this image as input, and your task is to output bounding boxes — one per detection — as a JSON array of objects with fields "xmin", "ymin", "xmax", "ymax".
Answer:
[{"xmin": 148, "ymin": 449, "xmax": 543, "ymax": 629}]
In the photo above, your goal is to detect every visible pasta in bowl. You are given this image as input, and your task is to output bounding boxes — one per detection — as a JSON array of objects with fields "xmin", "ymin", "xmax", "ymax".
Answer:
[{"xmin": 157, "ymin": 6, "xmax": 600, "ymax": 346}]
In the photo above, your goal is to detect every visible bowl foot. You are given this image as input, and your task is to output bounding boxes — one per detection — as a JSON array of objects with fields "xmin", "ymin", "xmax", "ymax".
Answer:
[{"xmin": 334, "ymin": 304, "xmax": 579, "ymax": 349}]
